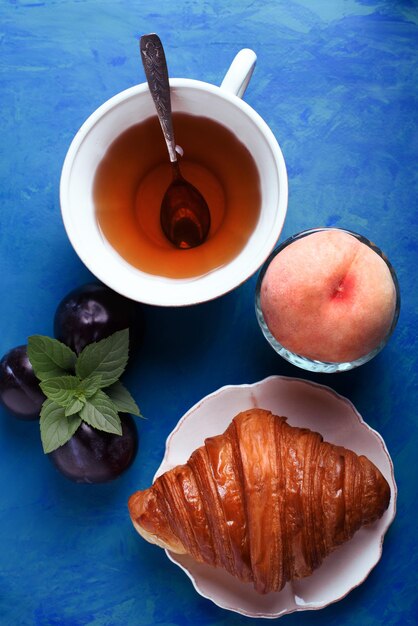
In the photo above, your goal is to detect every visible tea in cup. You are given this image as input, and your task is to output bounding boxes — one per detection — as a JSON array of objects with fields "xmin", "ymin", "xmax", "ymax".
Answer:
[{"xmin": 60, "ymin": 49, "xmax": 288, "ymax": 306}]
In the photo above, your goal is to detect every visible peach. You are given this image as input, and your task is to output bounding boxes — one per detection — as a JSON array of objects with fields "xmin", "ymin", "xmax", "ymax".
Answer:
[{"xmin": 259, "ymin": 230, "xmax": 397, "ymax": 363}]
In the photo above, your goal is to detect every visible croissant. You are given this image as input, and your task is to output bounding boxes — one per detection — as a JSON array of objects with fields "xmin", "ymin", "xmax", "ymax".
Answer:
[{"xmin": 128, "ymin": 409, "xmax": 390, "ymax": 594}]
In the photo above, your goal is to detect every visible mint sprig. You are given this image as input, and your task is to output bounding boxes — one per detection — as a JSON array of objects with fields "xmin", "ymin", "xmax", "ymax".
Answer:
[{"xmin": 28, "ymin": 329, "xmax": 141, "ymax": 454}]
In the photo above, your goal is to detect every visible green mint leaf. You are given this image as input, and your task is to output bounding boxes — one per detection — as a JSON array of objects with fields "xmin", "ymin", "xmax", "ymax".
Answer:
[
  {"xmin": 106, "ymin": 381, "xmax": 141, "ymax": 416},
  {"xmin": 40, "ymin": 399, "xmax": 81, "ymax": 453},
  {"xmin": 75, "ymin": 329, "xmax": 129, "ymax": 388},
  {"xmin": 65, "ymin": 398, "xmax": 85, "ymax": 417},
  {"xmin": 40, "ymin": 375, "xmax": 81, "ymax": 407},
  {"xmin": 28, "ymin": 335, "xmax": 77, "ymax": 381},
  {"xmin": 79, "ymin": 389, "xmax": 122, "ymax": 435},
  {"xmin": 80, "ymin": 374, "xmax": 103, "ymax": 399}
]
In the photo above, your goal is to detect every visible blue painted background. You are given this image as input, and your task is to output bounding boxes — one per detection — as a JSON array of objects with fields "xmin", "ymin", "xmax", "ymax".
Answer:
[{"xmin": 1, "ymin": 1, "xmax": 417, "ymax": 624}]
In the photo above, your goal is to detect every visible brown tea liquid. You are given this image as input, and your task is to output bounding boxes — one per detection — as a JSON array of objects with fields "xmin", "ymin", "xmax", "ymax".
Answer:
[{"xmin": 94, "ymin": 113, "xmax": 261, "ymax": 278}]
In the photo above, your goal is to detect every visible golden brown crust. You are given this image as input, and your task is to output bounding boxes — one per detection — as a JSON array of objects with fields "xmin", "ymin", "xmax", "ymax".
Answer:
[{"xmin": 128, "ymin": 409, "xmax": 390, "ymax": 594}]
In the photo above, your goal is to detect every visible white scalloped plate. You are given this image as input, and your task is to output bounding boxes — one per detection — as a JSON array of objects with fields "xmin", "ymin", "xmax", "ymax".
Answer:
[{"xmin": 153, "ymin": 376, "xmax": 397, "ymax": 619}]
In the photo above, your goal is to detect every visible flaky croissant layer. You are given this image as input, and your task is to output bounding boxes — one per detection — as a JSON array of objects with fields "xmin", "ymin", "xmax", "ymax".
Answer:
[{"xmin": 128, "ymin": 409, "xmax": 390, "ymax": 594}]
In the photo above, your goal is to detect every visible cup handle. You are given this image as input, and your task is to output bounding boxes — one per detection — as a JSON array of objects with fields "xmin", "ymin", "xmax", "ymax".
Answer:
[{"xmin": 220, "ymin": 48, "xmax": 257, "ymax": 99}]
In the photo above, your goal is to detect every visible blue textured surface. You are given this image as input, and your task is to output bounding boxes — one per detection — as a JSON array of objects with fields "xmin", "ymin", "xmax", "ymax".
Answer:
[{"xmin": 1, "ymin": 1, "xmax": 417, "ymax": 625}]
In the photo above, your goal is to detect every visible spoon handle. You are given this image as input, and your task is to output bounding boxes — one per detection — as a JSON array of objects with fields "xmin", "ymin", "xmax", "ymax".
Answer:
[{"xmin": 140, "ymin": 34, "xmax": 177, "ymax": 163}]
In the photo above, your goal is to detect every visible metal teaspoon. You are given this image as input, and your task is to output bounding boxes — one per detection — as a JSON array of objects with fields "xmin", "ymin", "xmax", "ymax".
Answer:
[{"xmin": 140, "ymin": 34, "xmax": 211, "ymax": 249}]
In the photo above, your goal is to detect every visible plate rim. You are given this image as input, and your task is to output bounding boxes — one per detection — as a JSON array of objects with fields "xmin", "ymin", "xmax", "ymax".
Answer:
[{"xmin": 155, "ymin": 375, "xmax": 397, "ymax": 619}]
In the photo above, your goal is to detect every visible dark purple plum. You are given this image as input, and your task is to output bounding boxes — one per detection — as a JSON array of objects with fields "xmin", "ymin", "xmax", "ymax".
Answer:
[
  {"xmin": 49, "ymin": 413, "xmax": 138, "ymax": 483},
  {"xmin": 0, "ymin": 345, "xmax": 46, "ymax": 420},
  {"xmin": 54, "ymin": 282, "xmax": 143, "ymax": 354}
]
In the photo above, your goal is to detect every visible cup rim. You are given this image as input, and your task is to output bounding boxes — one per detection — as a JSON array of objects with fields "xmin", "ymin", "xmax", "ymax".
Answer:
[
  {"xmin": 59, "ymin": 79, "xmax": 288, "ymax": 307},
  {"xmin": 255, "ymin": 227, "xmax": 401, "ymax": 373}
]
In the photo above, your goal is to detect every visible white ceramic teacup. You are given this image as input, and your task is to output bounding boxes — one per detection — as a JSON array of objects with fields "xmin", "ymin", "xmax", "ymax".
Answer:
[{"xmin": 60, "ymin": 49, "xmax": 288, "ymax": 306}]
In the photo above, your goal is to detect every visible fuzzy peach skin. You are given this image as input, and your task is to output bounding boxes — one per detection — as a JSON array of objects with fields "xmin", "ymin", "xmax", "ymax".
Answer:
[{"xmin": 260, "ymin": 230, "xmax": 397, "ymax": 363}]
